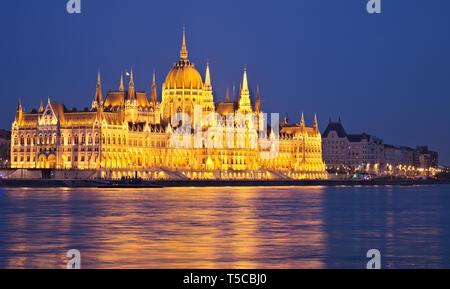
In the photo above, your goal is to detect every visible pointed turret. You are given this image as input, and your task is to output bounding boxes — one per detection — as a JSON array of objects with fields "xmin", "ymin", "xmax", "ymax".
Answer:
[
  {"xmin": 128, "ymin": 69, "xmax": 135, "ymax": 100},
  {"xmin": 119, "ymin": 74, "xmax": 124, "ymax": 92},
  {"xmin": 39, "ymin": 99, "xmax": 44, "ymax": 113},
  {"xmin": 17, "ymin": 98, "xmax": 22, "ymax": 112},
  {"xmin": 300, "ymin": 112, "xmax": 305, "ymax": 127},
  {"xmin": 314, "ymin": 113, "xmax": 318, "ymax": 130},
  {"xmin": 242, "ymin": 67, "xmax": 249, "ymax": 93},
  {"xmin": 94, "ymin": 71, "xmax": 103, "ymax": 106},
  {"xmin": 204, "ymin": 62, "xmax": 212, "ymax": 91},
  {"xmin": 254, "ymin": 85, "xmax": 261, "ymax": 113},
  {"xmin": 15, "ymin": 98, "xmax": 23, "ymax": 123},
  {"xmin": 202, "ymin": 61, "xmax": 215, "ymax": 111},
  {"xmin": 180, "ymin": 25, "xmax": 188, "ymax": 60},
  {"xmin": 226, "ymin": 88, "xmax": 230, "ymax": 102},
  {"xmin": 150, "ymin": 71, "xmax": 158, "ymax": 103},
  {"xmin": 238, "ymin": 67, "xmax": 252, "ymax": 113}
]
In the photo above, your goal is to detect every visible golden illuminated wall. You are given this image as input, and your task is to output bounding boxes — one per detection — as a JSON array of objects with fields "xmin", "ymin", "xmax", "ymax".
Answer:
[
  {"xmin": 11, "ymin": 108, "xmax": 327, "ymax": 180},
  {"xmin": 10, "ymin": 98, "xmax": 327, "ymax": 180}
]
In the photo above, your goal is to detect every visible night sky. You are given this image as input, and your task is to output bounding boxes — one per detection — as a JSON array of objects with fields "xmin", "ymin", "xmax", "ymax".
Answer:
[{"xmin": 0, "ymin": 1, "xmax": 449, "ymax": 165}]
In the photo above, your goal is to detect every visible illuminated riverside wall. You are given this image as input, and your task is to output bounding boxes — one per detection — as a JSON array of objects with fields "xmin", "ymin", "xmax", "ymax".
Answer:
[{"xmin": 9, "ymin": 30, "xmax": 327, "ymax": 181}]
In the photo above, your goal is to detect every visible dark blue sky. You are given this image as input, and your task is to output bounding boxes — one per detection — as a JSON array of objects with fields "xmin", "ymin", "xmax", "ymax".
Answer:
[{"xmin": 0, "ymin": 0, "xmax": 449, "ymax": 165}]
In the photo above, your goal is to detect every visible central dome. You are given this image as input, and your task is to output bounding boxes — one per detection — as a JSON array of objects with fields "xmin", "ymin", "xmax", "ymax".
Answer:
[
  {"xmin": 163, "ymin": 27, "xmax": 203, "ymax": 90},
  {"xmin": 164, "ymin": 59, "xmax": 203, "ymax": 90}
]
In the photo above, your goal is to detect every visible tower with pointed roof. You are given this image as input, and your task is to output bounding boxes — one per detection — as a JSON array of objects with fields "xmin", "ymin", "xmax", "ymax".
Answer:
[
  {"xmin": 119, "ymin": 74, "xmax": 124, "ymax": 92},
  {"xmin": 203, "ymin": 61, "xmax": 215, "ymax": 113},
  {"xmin": 39, "ymin": 99, "xmax": 44, "ymax": 113},
  {"xmin": 128, "ymin": 69, "xmax": 135, "ymax": 101},
  {"xmin": 150, "ymin": 72, "xmax": 158, "ymax": 104},
  {"xmin": 238, "ymin": 67, "xmax": 252, "ymax": 113},
  {"xmin": 92, "ymin": 71, "xmax": 103, "ymax": 109},
  {"xmin": 300, "ymin": 112, "xmax": 305, "ymax": 129},
  {"xmin": 254, "ymin": 85, "xmax": 261, "ymax": 113},
  {"xmin": 314, "ymin": 113, "xmax": 319, "ymax": 133},
  {"xmin": 14, "ymin": 98, "xmax": 23, "ymax": 125}
]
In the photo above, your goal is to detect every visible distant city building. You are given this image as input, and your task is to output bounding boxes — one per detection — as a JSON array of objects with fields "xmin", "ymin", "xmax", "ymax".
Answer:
[
  {"xmin": 415, "ymin": 146, "xmax": 438, "ymax": 169},
  {"xmin": 322, "ymin": 119, "xmax": 438, "ymax": 176},
  {"xmin": 0, "ymin": 129, "xmax": 11, "ymax": 168},
  {"xmin": 321, "ymin": 119, "xmax": 383, "ymax": 174}
]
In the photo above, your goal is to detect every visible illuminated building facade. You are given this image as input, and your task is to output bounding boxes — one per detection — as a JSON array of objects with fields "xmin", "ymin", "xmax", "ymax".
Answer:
[
  {"xmin": 10, "ymin": 30, "xmax": 327, "ymax": 180},
  {"xmin": 322, "ymin": 118, "xmax": 439, "ymax": 176}
]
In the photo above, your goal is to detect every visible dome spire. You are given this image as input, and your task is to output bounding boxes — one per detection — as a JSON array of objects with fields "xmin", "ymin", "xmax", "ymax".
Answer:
[{"xmin": 180, "ymin": 25, "xmax": 188, "ymax": 60}]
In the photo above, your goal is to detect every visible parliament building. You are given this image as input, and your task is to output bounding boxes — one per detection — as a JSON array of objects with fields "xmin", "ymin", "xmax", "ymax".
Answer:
[{"xmin": 10, "ymin": 30, "xmax": 327, "ymax": 180}]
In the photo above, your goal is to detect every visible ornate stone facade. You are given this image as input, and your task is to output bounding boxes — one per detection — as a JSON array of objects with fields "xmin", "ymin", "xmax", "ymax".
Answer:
[{"xmin": 10, "ymin": 30, "xmax": 327, "ymax": 180}]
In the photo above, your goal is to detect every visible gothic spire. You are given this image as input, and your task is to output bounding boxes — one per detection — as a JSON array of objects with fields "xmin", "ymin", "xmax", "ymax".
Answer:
[
  {"xmin": 255, "ymin": 85, "xmax": 261, "ymax": 113},
  {"xmin": 242, "ymin": 66, "xmax": 249, "ymax": 94},
  {"xmin": 204, "ymin": 61, "xmax": 212, "ymax": 90},
  {"xmin": 94, "ymin": 71, "xmax": 103, "ymax": 105},
  {"xmin": 226, "ymin": 88, "xmax": 230, "ymax": 102},
  {"xmin": 129, "ymin": 69, "xmax": 134, "ymax": 86},
  {"xmin": 150, "ymin": 71, "xmax": 158, "ymax": 103},
  {"xmin": 15, "ymin": 97, "xmax": 23, "ymax": 123},
  {"xmin": 128, "ymin": 68, "xmax": 135, "ymax": 100},
  {"xmin": 17, "ymin": 98, "xmax": 22, "ymax": 112},
  {"xmin": 238, "ymin": 67, "xmax": 252, "ymax": 113},
  {"xmin": 300, "ymin": 112, "xmax": 305, "ymax": 127},
  {"xmin": 180, "ymin": 25, "xmax": 188, "ymax": 60},
  {"xmin": 119, "ymin": 74, "xmax": 124, "ymax": 92}
]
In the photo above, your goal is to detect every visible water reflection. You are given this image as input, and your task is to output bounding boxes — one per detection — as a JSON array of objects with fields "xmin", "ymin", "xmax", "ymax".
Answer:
[{"xmin": 0, "ymin": 185, "xmax": 449, "ymax": 268}]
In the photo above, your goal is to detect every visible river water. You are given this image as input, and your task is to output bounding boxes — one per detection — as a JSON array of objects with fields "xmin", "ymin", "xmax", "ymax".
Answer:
[{"xmin": 0, "ymin": 185, "xmax": 449, "ymax": 269}]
